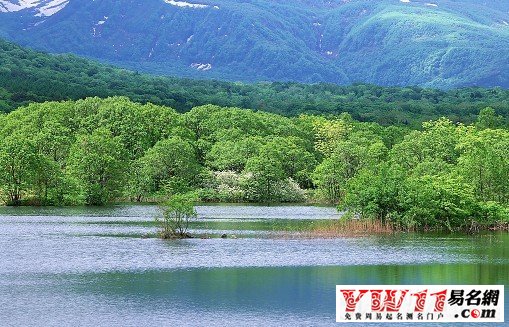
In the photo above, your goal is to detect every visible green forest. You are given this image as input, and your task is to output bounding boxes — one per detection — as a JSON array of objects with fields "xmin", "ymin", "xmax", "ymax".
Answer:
[
  {"xmin": 0, "ymin": 97, "xmax": 507, "ymax": 231},
  {"xmin": 2, "ymin": 38, "xmax": 509, "ymax": 127}
]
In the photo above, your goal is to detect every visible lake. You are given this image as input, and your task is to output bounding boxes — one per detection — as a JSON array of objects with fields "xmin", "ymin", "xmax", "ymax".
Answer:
[{"xmin": 0, "ymin": 204, "xmax": 507, "ymax": 326}]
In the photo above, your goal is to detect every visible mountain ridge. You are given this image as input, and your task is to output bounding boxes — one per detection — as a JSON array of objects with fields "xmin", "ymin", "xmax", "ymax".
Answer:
[{"xmin": 1, "ymin": 0, "xmax": 509, "ymax": 88}]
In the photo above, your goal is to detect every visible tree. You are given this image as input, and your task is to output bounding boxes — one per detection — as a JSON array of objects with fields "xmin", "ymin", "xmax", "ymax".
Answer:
[
  {"xmin": 67, "ymin": 128, "xmax": 127, "ymax": 205},
  {"xmin": 390, "ymin": 118, "xmax": 461, "ymax": 170},
  {"xmin": 457, "ymin": 128, "xmax": 509, "ymax": 204},
  {"xmin": 157, "ymin": 193, "xmax": 198, "ymax": 239},
  {"xmin": 206, "ymin": 136, "xmax": 264, "ymax": 172},
  {"xmin": 32, "ymin": 108, "xmax": 75, "ymax": 204},
  {"xmin": 130, "ymin": 136, "xmax": 201, "ymax": 199},
  {"xmin": 312, "ymin": 157, "xmax": 345, "ymax": 203},
  {"xmin": 476, "ymin": 107, "xmax": 504, "ymax": 130},
  {"xmin": 244, "ymin": 155, "xmax": 285, "ymax": 202},
  {"xmin": 313, "ymin": 129, "xmax": 387, "ymax": 203},
  {"xmin": 313, "ymin": 116, "xmax": 353, "ymax": 156},
  {"xmin": 341, "ymin": 163, "xmax": 406, "ymax": 225},
  {"xmin": 258, "ymin": 136, "xmax": 316, "ymax": 188},
  {"xmin": 400, "ymin": 174, "xmax": 483, "ymax": 232},
  {"xmin": 0, "ymin": 133, "xmax": 39, "ymax": 205}
]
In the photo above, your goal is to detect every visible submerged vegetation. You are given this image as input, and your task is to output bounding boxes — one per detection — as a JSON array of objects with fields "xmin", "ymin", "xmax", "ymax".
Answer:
[{"xmin": 0, "ymin": 96, "xmax": 508, "ymax": 232}]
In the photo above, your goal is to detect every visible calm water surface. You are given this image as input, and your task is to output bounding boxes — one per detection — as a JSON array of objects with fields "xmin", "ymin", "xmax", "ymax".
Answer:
[{"xmin": 0, "ymin": 204, "xmax": 507, "ymax": 326}]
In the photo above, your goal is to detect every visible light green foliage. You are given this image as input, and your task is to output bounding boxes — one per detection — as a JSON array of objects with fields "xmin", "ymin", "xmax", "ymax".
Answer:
[
  {"xmin": 258, "ymin": 137, "xmax": 317, "ymax": 188},
  {"xmin": 340, "ymin": 118, "xmax": 509, "ymax": 230},
  {"xmin": 67, "ymin": 128, "xmax": 127, "ymax": 205},
  {"xmin": 130, "ymin": 137, "xmax": 201, "ymax": 199},
  {"xmin": 73, "ymin": 97, "xmax": 180, "ymax": 159},
  {"xmin": 0, "ymin": 96, "xmax": 508, "ymax": 231},
  {"xmin": 0, "ymin": 102, "xmax": 80, "ymax": 205},
  {"xmin": 476, "ymin": 107, "xmax": 505, "ymax": 130},
  {"xmin": 0, "ymin": 97, "xmax": 317, "ymax": 205},
  {"xmin": 206, "ymin": 137, "xmax": 264, "ymax": 172},
  {"xmin": 0, "ymin": 133, "xmax": 38, "ymax": 205},
  {"xmin": 400, "ymin": 174, "xmax": 482, "ymax": 232},
  {"xmin": 313, "ymin": 122, "xmax": 387, "ymax": 203},
  {"xmin": 157, "ymin": 192, "xmax": 198, "ymax": 238},
  {"xmin": 341, "ymin": 163, "xmax": 406, "ymax": 225},
  {"xmin": 390, "ymin": 118, "xmax": 461, "ymax": 170},
  {"xmin": 244, "ymin": 155, "xmax": 286, "ymax": 203},
  {"xmin": 314, "ymin": 116, "xmax": 353, "ymax": 157},
  {"xmin": 457, "ymin": 128, "xmax": 509, "ymax": 204}
]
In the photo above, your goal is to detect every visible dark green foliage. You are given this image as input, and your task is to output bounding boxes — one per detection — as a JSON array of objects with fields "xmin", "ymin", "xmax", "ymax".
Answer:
[{"xmin": 2, "ymin": 39, "xmax": 509, "ymax": 127}]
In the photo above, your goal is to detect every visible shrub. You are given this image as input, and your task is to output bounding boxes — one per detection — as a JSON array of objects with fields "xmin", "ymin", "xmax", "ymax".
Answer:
[{"xmin": 156, "ymin": 193, "xmax": 198, "ymax": 239}]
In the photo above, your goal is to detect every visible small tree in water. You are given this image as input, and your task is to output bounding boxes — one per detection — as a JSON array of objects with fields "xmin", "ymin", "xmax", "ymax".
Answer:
[{"xmin": 157, "ymin": 193, "xmax": 197, "ymax": 239}]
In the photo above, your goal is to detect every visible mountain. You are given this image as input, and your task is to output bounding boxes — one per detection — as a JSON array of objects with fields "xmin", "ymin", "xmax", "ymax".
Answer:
[
  {"xmin": 1, "ymin": 0, "xmax": 509, "ymax": 88},
  {"xmin": 0, "ymin": 0, "xmax": 68, "ymax": 16}
]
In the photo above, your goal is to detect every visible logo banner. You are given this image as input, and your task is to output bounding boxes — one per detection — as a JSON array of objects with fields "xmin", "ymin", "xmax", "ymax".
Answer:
[{"xmin": 336, "ymin": 285, "xmax": 504, "ymax": 323}]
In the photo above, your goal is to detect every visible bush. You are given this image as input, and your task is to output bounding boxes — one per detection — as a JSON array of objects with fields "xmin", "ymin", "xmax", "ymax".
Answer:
[{"xmin": 156, "ymin": 193, "xmax": 198, "ymax": 239}]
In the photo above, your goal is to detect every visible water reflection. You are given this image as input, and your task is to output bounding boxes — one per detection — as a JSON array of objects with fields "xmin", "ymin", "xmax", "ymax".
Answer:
[
  {"xmin": 0, "ymin": 203, "xmax": 343, "ymax": 220},
  {"xmin": 0, "ymin": 205, "xmax": 507, "ymax": 326},
  {"xmin": 1, "ymin": 265, "xmax": 507, "ymax": 326}
]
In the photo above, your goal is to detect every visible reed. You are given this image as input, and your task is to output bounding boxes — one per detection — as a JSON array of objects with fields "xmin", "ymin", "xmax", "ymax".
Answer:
[{"xmin": 304, "ymin": 219, "xmax": 404, "ymax": 238}]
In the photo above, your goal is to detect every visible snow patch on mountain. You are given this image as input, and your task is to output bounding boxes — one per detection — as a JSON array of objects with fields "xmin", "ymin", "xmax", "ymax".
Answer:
[
  {"xmin": 0, "ymin": 0, "xmax": 38, "ymax": 12},
  {"xmin": 191, "ymin": 63, "xmax": 212, "ymax": 71},
  {"xmin": 0, "ymin": 0, "xmax": 68, "ymax": 16},
  {"xmin": 35, "ymin": 0, "xmax": 68, "ymax": 16},
  {"xmin": 96, "ymin": 16, "xmax": 108, "ymax": 25},
  {"xmin": 164, "ymin": 0, "xmax": 208, "ymax": 9}
]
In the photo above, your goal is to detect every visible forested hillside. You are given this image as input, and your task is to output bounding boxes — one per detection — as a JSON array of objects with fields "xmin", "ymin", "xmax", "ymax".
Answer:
[
  {"xmin": 0, "ymin": 97, "xmax": 507, "ymax": 231},
  {"xmin": 1, "ymin": 39, "xmax": 509, "ymax": 127},
  {"xmin": 1, "ymin": 0, "xmax": 509, "ymax": 87}
]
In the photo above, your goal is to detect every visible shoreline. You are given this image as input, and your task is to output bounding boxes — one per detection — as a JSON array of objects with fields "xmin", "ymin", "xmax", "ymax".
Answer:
[
  {"xmin": 79, "ymin": 216, "xmax": 509, "ymax": 237},
  {"xmin": 0, "ymin": 199, "xmax": 334, "ymax": 208},
  {"xmin": 1, "ymin": 202, "xmax": 507, "ymax": 235}
]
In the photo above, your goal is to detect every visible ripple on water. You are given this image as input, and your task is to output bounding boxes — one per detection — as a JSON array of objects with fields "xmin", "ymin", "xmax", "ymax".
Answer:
[{"xmin": 0, "ymin": 205, "xmax": 508, "ymax": 327}]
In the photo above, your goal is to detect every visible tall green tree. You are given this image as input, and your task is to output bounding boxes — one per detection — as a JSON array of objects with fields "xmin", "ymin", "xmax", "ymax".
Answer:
[
  {"xmin": 244, "ymin": 155, "xmax": 285, "ymax": 202},
  {"xmin": 0, "ymin": 133, "xmax": 39, "ymax": 205},
  {"xmin": 67, "ymin": 128, "xmax": 127, "ymax": 205},
  {"xmin": 341, "ymin": 163, "xmax": 406, "ymax": 225},
  {"xmin": 129, "ymin": 136, "xmax": 201, "ymax": 199},
  {"xmin": 390, "ymin": 118, "xmax": 461, "ymax": 170},
  {"xmin": 206, "ymin": 136, "xmax": 264, "ymax": 172},
  {"xmin": 259, "ymin": 137, "xmax": 316, "ymax": 188},
  {"xmin": 476, "ymin": 107, "xmax": 505, "ymax": 130},
  {"xmin": 457, "ymin": 128, "xmax": 509, "ymax": 204}
]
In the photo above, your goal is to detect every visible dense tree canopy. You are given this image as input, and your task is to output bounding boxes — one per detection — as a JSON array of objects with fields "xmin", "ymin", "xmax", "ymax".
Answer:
[{"xmin": 0, "ymin": 97, "xmax": 507, "ymax": 231}]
